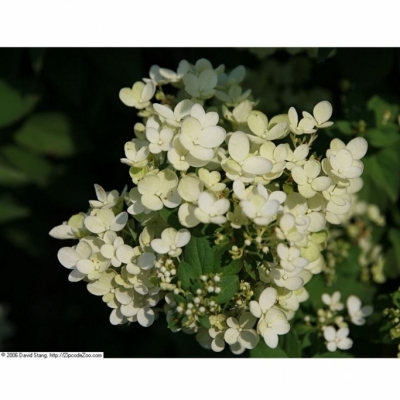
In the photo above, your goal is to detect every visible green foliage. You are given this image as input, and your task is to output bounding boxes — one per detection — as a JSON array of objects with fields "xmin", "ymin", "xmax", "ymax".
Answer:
[
  {"xmin": 177, "ymin": 261, "xmax": 201, "ymax": 290},
  {"xmin": 0, "ymin": 195, "xmax": 30, "ymax": 224},
  {"xmin": 15, "ymin": 112, "xmax": 75, "ymax": 158},
  {"xmin": 215, "ymin": 275, "xmax": 239, "ymax": 304},
  {"xmin": 250, "ymin": 341, "xmax": 288, "ymax": 358},
  {"xmin": 1, "ymin": 145, "xmax": 52, "ymax": 186},
  {"xmin": 0, "ymin": 80, "xmax": 39, "ymax": 128},
  {"xmin": 183, "ymin": 235, "xmax": 214, "ymax": 275}
]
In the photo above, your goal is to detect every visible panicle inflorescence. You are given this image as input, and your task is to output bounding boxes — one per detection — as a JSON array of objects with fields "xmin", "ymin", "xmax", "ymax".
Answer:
[{"xmin": 49, "ymin": 57, "xmax": 372, "ymax": 355}]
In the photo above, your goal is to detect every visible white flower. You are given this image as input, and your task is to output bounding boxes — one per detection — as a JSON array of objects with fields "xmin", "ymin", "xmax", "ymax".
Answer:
[
  {"xmin": 87, "ymin": 270, "xmax": 119, "ymax": 306},
  {"xmin": 198, "ymin": 168, "xmax": 226, "ymax": 192},
  {"xmin": 158, "ymin": 60, "xmax": 190, "ymax": 83},
  {"xmin": 277, "ymin": 243, "xmax": 308, "ymax": 272},
  {"xmin": 119, "ymin": 81, "xmax": 156, "ymax": 109},
  {"xmin": 177, "ymin": 174, "xmax": 204, "ymax": 203},
  {"xmin": 120, "ymin": 139, "xmax": 149, "ymax": 168},
  {"xmin": 221, "ymin": 131, "xmax": 272, "ymax": 183},
  {"xmin": 247, "ymin": 111, "xmax": 289, "ymax": 143},
  {"xmin": 285, "ymin": 144, "xmax": 309, "ymax": 171},
  {"xmin": 346, "ymin": 295, "xmax": 373, "ymax": 326},
  {"xmin": 292, "ymin": 159, "xmax": 332, "ymax": 198},
  {"xmin": 312, "ymin": 101, "xmax": 333, "ymax": 128},
  {"xmin": 224, "ymin": 312, "xmax": 259, "ymax": 354},
  {"xmin": 249, "ymin": 287, "xmax": 290, "ymax": 348},
  {"xmin": 145, "ymin": 117, "xmax": 175, "ymax": 154},
  {"xmin": 183, "ymin": 63, "xmax": 218, "ymax": 98},
  {"xmin": 100, "ymin": 231, "xmax": 135, "ymax": 268},
  {"xmin": 116, "ymin": 290, "xmax": 160, "ymax": 327},
  {"xmin": 84, "ymin": 209, "xmax": 128, "ymax": 235},
  {"xmin": 89, "ymin": 184, "xmax": 120, "ymax": 209},
  {"xmin": 152, "ymin": 99, "xmax": 193, "ymax": 128},
  {"xmin": 288, "ymin": 106, "xmax": 316, "ymax": 135},
  {"xmin": 240, "ymin": 184, "xmax": 286, "ymax": 226},
  {"xmin": 323, "ymin": 326, "xmax": 353, "ymax": 352},
  {"xmin": 326, "ymin": 137, "xmax": 368, "ymax": 160},
  {"xmin": 49, "ymin": 212, "xmax": 88, "ymax": 240},
  {"xmin": 151, "ymin": 228, "xmax": 191, "ymax": 258},
  {"xmin": 137, "ymin": 169, "xmax": 181, "ymax": 211},
  {"xmin": 194, "ymin": 191, "xmax": 230, "ymax": 225},
  {"xmin": 178, "ymin": 104, "xmax": 226, "ymax": 167},
  {"xmin": 257, "ymin": 141, "xmax": 289, "ymax": 182},
  {"xmin": 57, "ymin": 239, "xmax": 94, "ymax": 282},
  {"xmin": 322, "ymin": 291, "xmax": 344, "ymax": 312},
  {"xmin": 270, "ymin": 266, "xmax": 305, "ymax": 291}
]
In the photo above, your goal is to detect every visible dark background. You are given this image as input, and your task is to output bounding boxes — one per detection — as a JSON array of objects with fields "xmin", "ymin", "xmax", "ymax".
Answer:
[{"xmin": 1, "ymin": 48, "xmax": 400, "ymax": 357}]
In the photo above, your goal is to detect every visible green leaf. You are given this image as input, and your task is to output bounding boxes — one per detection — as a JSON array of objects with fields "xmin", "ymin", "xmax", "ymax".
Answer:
[
  {"xmin": 335, "ymin": 245, "xmax": 361, "ymax": 279},
  {"xmin": 313, "ymin": 351, "xmax": 353, "ymax": 358},
  {"xmin": 250, "ymin": 341, "xmax": 288, "ymax": 358},
  {"xmin": 0, "ymin": 80, "xmax": 39, "ymax": 128},
  {"xmin": 1, "ymin": 145, "xmax": 52, "ymax": 186},
  {"xmin": 281, "ymin": 329, "xmax": 301, "ymax": 358},
  {"xmin": 368, "ymin": 95, "xmax": 400, "ymax": 129},
  {"xmin": 383, "ymin": 248, "xmax": 400, "ymax": 279},
  {"xmin": 173, "ymin": 294, "xmax": 187, "ymax": 305},
  {"xmin": 301, "ymin": 330, "xmax": 318, "ymax": 350},
  {"xmin": 0, "ymin": 195, "xmax": 30, "ymax": 224},
  {"xmin": 159, "ymin": 208, "xmax": 182, "ymax": 230},
  {"xmin": 335, "ymin": 120, "xmax": 353, "ymax": 135},
  {"xmin": 365, "ymin": 127, "xmax": 400, "ymax": 148},
  {"xmin": 387, "ymin": 229, "xmax": 400, "ymax": 277},
  {"xmin": 15, "ymin": 112, "xmax": 75, "ymax": 157},
  {"xmin": 212, "ymin": 241, "xmax": 232, "ymax": 269},
  {"xmin": 177, "ymin": 261, "xmax": 201, "ymax": 290},
  {"xmin": 368, "ymin": 149, "xmax": 400, "ymax": 203},
  {"xmin": 183, "ymin": 236, "xmax": 214, "ymax": 275},
  {"xmin": 219, "ymin": 259, "xmax": 242, "ymax": 276},
  {"xmin": 198, "ymin": 316, "xmax": 211, "ymax": 329},
  {"xmin": 243, "ymin": 259, "xmax": 257, "ymax": 280},
  {"xmin": 215, "ymin": 275, "xmax": 238, "ymax": 305},
  {"xmin": 0, "ymin": 160, "xmax": 29, "ymax": 187}
]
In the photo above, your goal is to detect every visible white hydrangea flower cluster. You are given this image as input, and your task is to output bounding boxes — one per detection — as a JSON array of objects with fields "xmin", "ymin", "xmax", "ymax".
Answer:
[{"xmin": 50, "ymin": 58, "xmax": 369, "ymax": 355}]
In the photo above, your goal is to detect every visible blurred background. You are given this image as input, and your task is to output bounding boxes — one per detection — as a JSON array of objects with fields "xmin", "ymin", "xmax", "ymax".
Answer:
[{"xmin": 1, "ymin": 48, "xmax": 400, "ymax": 357}]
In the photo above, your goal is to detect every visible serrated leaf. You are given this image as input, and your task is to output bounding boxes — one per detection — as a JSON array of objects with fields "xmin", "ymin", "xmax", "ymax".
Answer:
[
  {"xmin": 250, "ymin": 341, "xmax": 288, "ymax": 358},
  {"xmin": 177, "ymin": 261, "xmax": 201, "ymax": 290},
  {"xmin": 219, "ymin": 259, "xmax": 242, "ymax": 276},
  {"xmin": 1, "ymin": 145, "xmax": 52, "ymax": 186},
  {"xmin": 15, "ymin": 112, "xmax": 75, "ymax": 157},
  {"xmin": 0, "ymin": 80, "xmax": 39, "ymax": 128},
  {"xmin": 215, "ymin": 275, "xmax": 238, "ymax": 305},
  {"xmin": 183, "ymin": 236, "xmax": 214, "ymax": 275},
  {"xmin": 0, "ymin": 195, "xmax": 30, "ymax": 224}
]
